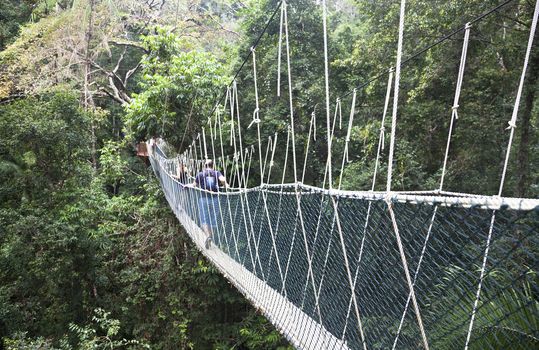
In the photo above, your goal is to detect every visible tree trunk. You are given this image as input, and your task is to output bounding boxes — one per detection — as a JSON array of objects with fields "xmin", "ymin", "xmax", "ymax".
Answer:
[
  {"xmin": 83, "ymin": 0, "xmax": 97, "ymax": 169},
  {"xmin": 516, "ymin": 44, "xmax": 539, "ymax": 197}
]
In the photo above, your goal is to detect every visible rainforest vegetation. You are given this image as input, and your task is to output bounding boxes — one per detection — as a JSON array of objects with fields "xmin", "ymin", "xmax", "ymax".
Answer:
[{"xmin": 0, "ymin": 0, "xmax": 537, "ymax": 349}]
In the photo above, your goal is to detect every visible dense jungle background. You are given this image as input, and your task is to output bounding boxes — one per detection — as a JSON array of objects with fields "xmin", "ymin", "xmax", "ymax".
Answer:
[{"xmin": 0, "ymin": 0, "xmax": 537, "ymax": 349}]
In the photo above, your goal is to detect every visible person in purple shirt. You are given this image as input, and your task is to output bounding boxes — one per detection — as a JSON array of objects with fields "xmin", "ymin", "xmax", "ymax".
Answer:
[{"xmin": 194, "ymin": 159, "xmax": 227, "ymax": 249}]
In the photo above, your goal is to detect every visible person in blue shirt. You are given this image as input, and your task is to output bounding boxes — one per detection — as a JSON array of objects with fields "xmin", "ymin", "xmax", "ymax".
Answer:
[{"xmin": 194, "ymin": 159, "xmax": 227, "ymax": 249}]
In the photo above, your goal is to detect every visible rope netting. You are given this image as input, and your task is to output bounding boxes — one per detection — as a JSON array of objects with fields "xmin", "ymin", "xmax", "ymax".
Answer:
[
  {"xmin": 146, "ymin": 0, "xmax": 539, "ymax": 349},
  {"xmin": 150, "ymin": 148, "xmax": 538, "ymax": 350}
]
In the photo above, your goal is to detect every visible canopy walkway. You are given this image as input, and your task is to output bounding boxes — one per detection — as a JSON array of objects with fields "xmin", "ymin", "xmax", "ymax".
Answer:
[{"xmin": 148, "ymin": 0, "xmax": 539, "ymax": 349}]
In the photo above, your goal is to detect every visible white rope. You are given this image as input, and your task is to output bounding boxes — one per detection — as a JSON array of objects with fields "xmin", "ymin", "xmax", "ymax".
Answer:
[
  {"xmin": 391, "ymin": 205, "xmax": 438, "ymax": 349},
  {"xmin": 251, "ymin": 47, "xmax": 264, "ymax": 187},
  {"xmin": 259, "ymin": 139, "xmax": 286, "ymax": 288},
  {"xmin": 267, "ymin": 133, "xmax": 278, "ymax": 184},
  {"xmin": 340, "ymin": 90, "xmax": 356, "ymax": 185},
  {"xmin": 497, "ymin": 0, "xmax": 539, "ymax": 197},
  {"xmin": 321, "ymin": 2, "xmax": 368, "ymax": 344},
  {"xmin": 299, "ymin": 110, "xmax": 319, "ymax": 308},
  {"xmin": 301, "ymin": 111, "xmax": 317, "ymax": 184},
  {"xmin": 465, "ymin": 2, "xmax": 539, "ymax": 348},
  {"xmin": 202, "ymin": 127, "xmax": 208, "ymax": 160},
  {"xmin": 310, "ymin": 97, "xmax": 347, "ymax": 301},
  {"xmin": 392, "ymin": 25, "xmax": 472, "ymax": 347},
  {"xmin": 213, "ymin": 107, "xmax": 219, "ymax": 140},
  {"xmin": 227, "ymin": 87, "xmax": 235, "ymax": 147},
  {"xmin": 276, "ymin": 126, "xmax": 291, "ymax": 295},
  {"xmin": 387, "ymin": 200, "xmax": 430, "ymax": 350},
  {"xmin": 244, "ymin": 146, "xmax": 264, "ymax": 268},
  {"xmin": 283, "ymin": 0, "xmax": 297, "ymax": 183},
  {"xmin": 232, "ymin": 81, "xmax": 266, "ymax": 279},
  {"xmin": 218, "ymin": 105, "xmax": 243, "ymax": 260},
  {"xmin": 279, "ymin": 2, "xmax": 321, "ymax": 320},
  {"xmin": 208, "ymin": 113, "xmax": 229, "ymax": 252},
  {"xmin": 331, "ymin": 196, "xmax": 368, "ymax": 349},
  {"xmin": 262, "ymin": 135, "xmax": 273, "ymax": 183},
  {"xmin": 386, "ymin": 0, "xmax": 406, "ymax": 193},
  {"xmin": 277, "ymin": 1, "xmax": 285, "ymax": 97},
  {"xmin": 233, "ymin": 81, "xmax": 247, "ymax": 187},
  {"xmin": 322, "ymin": 0, "xmax": 332, "ymax": 189},
  {"xmin": 312, "ymin": 70, "xmax": 359, "ymax": 312},
  {"xmin": 439, "ymin": 23, "xmax": 471, "ymax": 191},
  {"xmin": 338, "ymin": 98, "xmax": 343, "ymax": 129},
  {"xmin": 334, "ymin": 91, "xmax": 365, "ymax": 342},
  {"xmin": 231, "ymin": 149, "xmax": 258, "ymax": 272},
  {"xmin": 383, "ymin": 0, "xmax": 430, "ymax": 348},
  {"xmin": 373, "ymin": 69, "xmax": 393, "ymax": 186}
]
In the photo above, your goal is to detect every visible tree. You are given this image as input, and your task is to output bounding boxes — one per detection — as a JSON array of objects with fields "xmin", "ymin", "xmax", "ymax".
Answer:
[{"xmin": 124, "ymin": 29, "xmax": 226, "ymax": 149}]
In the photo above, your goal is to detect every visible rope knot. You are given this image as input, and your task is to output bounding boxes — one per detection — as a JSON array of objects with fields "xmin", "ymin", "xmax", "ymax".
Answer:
[
  {"xmin": 384, "ymin": 192, "xmax": 394, "ymax": 204},
  {"xmin": 452, "ymin": 105, "xmax": 460, "ymax": 119},
  {"xmin": 506, "ymin": 120, "xmax": 517, "ymax": 130},
  {"xmin": 248, "ymin": 108, "xmax": 261, "ymax": 129}
]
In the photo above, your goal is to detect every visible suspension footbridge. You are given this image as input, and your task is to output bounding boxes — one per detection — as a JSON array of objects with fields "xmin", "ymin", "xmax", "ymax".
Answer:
[{"xmin": 148, "ymin": 0, "xmax": 539, "ymax": 349}]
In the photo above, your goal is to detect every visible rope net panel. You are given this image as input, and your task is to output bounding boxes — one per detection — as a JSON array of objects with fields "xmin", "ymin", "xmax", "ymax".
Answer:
[{"xmin": 150, "ymin": 145, "xmax": 538, "ymax": 350}]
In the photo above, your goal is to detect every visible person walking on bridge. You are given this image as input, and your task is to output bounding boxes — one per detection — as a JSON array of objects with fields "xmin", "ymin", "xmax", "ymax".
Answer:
[{"xmin": 194, "ymin": 159, "xmax": 227, "ymax": 249}]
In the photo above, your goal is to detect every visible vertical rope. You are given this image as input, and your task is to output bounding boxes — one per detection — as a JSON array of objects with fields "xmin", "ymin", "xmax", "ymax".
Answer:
[
  {"xmin": 202, "ymin": 127, "xmax": 208, "ymax": 160},
  {"xmin": 439, "ymin": 23, "xmax": 471, "ymax": 191},
  {"xmin": 497, "ymin": 0, "xmax": 539, "ymax": 198},
  {"xmin": 322, "ymin": 0, "xmax": 332, "ymax": 189},
  {"xmin": 232, "ymin": 80, "xmax": 265, "ymax": 278},
  {"xmin": 465, "ymin": 2, "xmax": 539, "ymax": 349},
  {"xmin": 259, "ymin": 141, "xmax": 285, "ymax": 288},
  {"xmin": 209, "ymin": 114, "xmax": 230, "ymax": 254},
  {"xmin": 283, "ymin": 0, "xmax": 297, "ymax": 183},
  {"xmin": 251, "ymin": 47, "xmax": 264, "ymax": 186},
  {"xmin": 280, "ymin": 2, "xmax": 321, "ymax": 320},
  {"xmin": 277, "ymin": 1, "xmax": 285, "ymax": 97},
  {"xmin": 339, "ymin": 90, "xmax": 356, "ymax": 187},
  {"xmin": 267, "ymin": 133, "xmax": 278, "ymax": 184},
  {"xmin": 277, "ymin": 127, "xmax": 291, "ymax": 295},
  {"xmin": 387, "ymin": 201, "xmax": 430, "ymax": 350},
  {"xmin": 386, "ymin": 0, "xmax": 406, "ymax": 192},
  {"xmin": 385, "ymin": 1, "xmax": 430, "ymax": 348},
  {"xmin": 393, "ymin": 25, "xmax": 472, "ymax": 347},
  {"xmin": 301, "ymin": 111, "xmax": 317, "ymax": 184},
  {"xmin": 218, "ymin": 104, "xmax": 241, "ymax": 260},
  {"xmin": 372, "ymin": 69, "xmax": 393, "ymax": 188}
]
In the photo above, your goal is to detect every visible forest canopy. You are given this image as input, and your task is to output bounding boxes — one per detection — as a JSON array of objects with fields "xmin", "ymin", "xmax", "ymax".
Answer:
[{"xmin": 0, "ymin": 0, "xmax": 537, "ymax": 349}]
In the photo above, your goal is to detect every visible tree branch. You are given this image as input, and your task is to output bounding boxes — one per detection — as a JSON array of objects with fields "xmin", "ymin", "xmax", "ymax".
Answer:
[{"xmin": 108, "ymin": 39, "xmax": 149, "ymax": 54}]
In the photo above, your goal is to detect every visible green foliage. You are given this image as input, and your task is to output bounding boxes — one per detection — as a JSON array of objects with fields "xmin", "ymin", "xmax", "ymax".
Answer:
[
  {"xmin": 67, "ymin": 308, "xmax": 149, "ymax": 350},
  {"xmin": 125, "ymin": 28, "xmax": 227, "ymax": 148},
  {"xmin": 0, "ymin": 91, "xmax": 91, "ymax": 206},
  {"xmin": 1, "ymin": 0, "xmax": 538, "ymax": 349},
  {"xmin": 0, "ymin": 87, "xmax": 286, "ymax": 349},
  {"xmin": 99, "ymin": 140, "xmax": 129, "ymax": 187},
  {"xmin": 0, "ymin": 0, "xmax": 35, "ymax": 50},
  {"xmin": 427, "ymin": 267, "xmax": 539, "ymax": 350},
  {"xmin": 236, "ymin": 315, "xmax": 294, "ymax": 350},
  {"xmin": 4, "ymin": 308, "xmax": 148, "ymax": 350}
]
